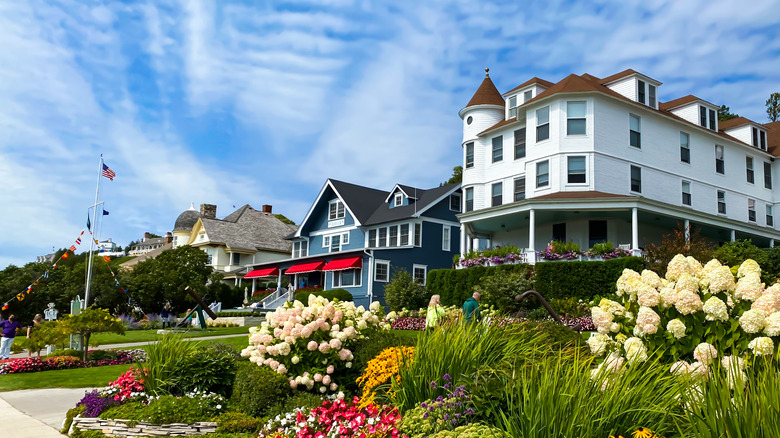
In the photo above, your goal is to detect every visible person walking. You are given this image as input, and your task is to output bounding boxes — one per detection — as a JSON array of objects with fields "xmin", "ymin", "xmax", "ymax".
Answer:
[
  {"xmin": 26, "ymin": 314, "xmax": 44, "ymax": 358},
  {"xmin": 425, "ymin": 295, "xmax": 445, "ymax": 330},
  {"xmin": 0, "ymin": 314, "xmax": 23, "ymax": 360},
  {"xmin": 462, "ymin": 292, "xmax": 482, "ymax": 324},
  {"xmin": 161, "ymin": 304, "xmax": 171, "ymax": 329}
]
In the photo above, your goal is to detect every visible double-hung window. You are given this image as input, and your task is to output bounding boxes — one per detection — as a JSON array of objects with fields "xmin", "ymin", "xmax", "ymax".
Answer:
[
  {"xmin": 294, "ymin": 241, "xmax": 308, "ymax": 258},
  {"xmin": 333, "ymin": 268, "xmax": 361, "ymax": 287},
  {"xmin": 514, "ymin": 177, "xmax": 526, "ymax": 202},
  {"xmin": 492, "ymin": 136, "xmax": 503, "ymax": 163},
  {"xmin": 414, "ymin": 223, "xmax": 421, "ymax": 246},
  {"xmin": 715, "ymin": 145, "xmax": 725, "ymax": 174},
  {"xmin": 638, "ymin": 80, "xmax": 646, "ymax": 104},
  {"xmin": 682, "ymin": 181, "xmax": 691, "ymax": 206},
  {"xmin": 389, "ymin": 225, "xmax": 398, "ymax": 247},
  {"xmin": 747, "ymin": 157, "xmax": 755, "ymax": 184},
  {"xmin": 329, "ymin": 200, "xmax": 345, "ymax": 220},
  {"xmin": 465, "ymin": 188, "xmax": 474, "ymax": 212},
  {"xmin": 680, "ymin": 132, "xmax": 690, "ymax": 163},
  {"xmin": 514, "ymin": 128, "xmax": 526, "ymax": 159},
  {"xmin": 442, "ymin": 226, "xmax": 451, "ymax": 251},
  {"xmin": 491, "ymin": 182, "xmax": 502, "ymax": 207},
  {"xmin": 449, "ymin": 193, "xmax": 461, "ymax": 211},
  {"xmin": 567, "ymin": 156, "xmax": 586, "ymax": 183},
  {"xmin": 753, "ymin": 127, "xmax": 759, "ymax": 147},
  {"xmin": 394, "ymin": 193, "xmax": 403, "ymax": 207},
  {"xmin": 378, "ymin": 228, "xmax": 387, "ymax": 248},
  {"xmin": 749, "ymin": 199, "xmax": 756, "ymax": 222},
  {"xmin": 524, "ymin": 90, "xmax": 532, "ymax": 102},
  {"xmin": 368, "ymin": 229, "xmax": 377, "ymax": 247},
  {"xmin": 536, "ymin": 107, "xmax": 550, "ymax": 142},
  {"xmin": 508, "ymin": 96, "xmax": 518, "ymax": 118},
  {"xmin": 567, "ymin": 101, "xmax": 586, "ymax": 135},
  {"xmin": 765, "ymin": 162, "xmax": 773, "ymax": 189},
  {"xmin": 717, "ymin": 191, "xmax": 726, "ymax": 214},
  {"xmin": 629, "ymin": 114, "xmax": 641, "ymax": 148},
  {"xmin": 465, "ymin": 142, "xmax": 474, "ymax": 168},
  {"xmin": 400, "ymin": 224, "xmax": 410, "ymax": 246},
  {"xmin": 648, "ymin": 84, "xmax": 656, "ymax": 107},
  {"xmin": 536, "ymin": 160, "xmax": 549, "ymax": 188},
  {"xmin": 768, "ymin": 205, "xmax": 774, "ymax": 227},
  {"xmin": 330, "ymin": 234, "xmax": 341, "ymax": 252},
  {"xmin": 701, "ymin": 106, "xmax": 716, "ymax": 130},
  {"xmin": 630, "ymin": 165, "xmax": 642, "ymax": 193},
  {"xmin": 761, "ymin": 131, "xmax": 767, "ymax": 150}
]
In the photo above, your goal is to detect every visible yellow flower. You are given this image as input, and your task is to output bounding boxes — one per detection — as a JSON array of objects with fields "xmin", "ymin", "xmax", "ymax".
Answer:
[{"xmin": 632, "ymin": 427, "xmax": 655, "ymax": 438}]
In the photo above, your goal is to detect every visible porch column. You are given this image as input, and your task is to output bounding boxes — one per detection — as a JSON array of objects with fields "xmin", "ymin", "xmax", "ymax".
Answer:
[
  {"xmin": 730, "ymin": 230, "xmax": 736, "ymax": 242},
  {"xmin": 252, "ymin": 278, "xmax": 256, "ymax": 292},
  {"xmin": 459, "ymin": 225, "xmax": 466, "ymax": 258},
  {"xmin": 684, "ymin": 219, "xmax": 690, "ymax": 243},
  {"xmin": 238, "ymin": 277, "xmax": 242, "ymax": 287},
  {"xmin": 631, "ymin": 208, "xmax": 639, "ymax": 249},
  {"xmin": 771, "ymin": 239, "xmax": 775, "ymax": 248},
  {"xmin": 466, "ymin": 235, "xmax": 472, "ymax": 252},
  {"xmin": 529, "ymin": 209, "xmax": 536, "ymax": 251}
]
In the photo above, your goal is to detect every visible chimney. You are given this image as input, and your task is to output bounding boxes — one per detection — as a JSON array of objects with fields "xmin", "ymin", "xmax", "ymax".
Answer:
[
  {"xmin": 200, "ymin": 203, "xmax": 217, "ymax": 219},
  {"xmin": 165, "ymin": 232, "xmax": 173, "ymax": 244},
  {"xmin": 143, "ymin": 232, "xmax": 151, "ymax": 241},
  {"xmin": 262, "ymin": 205, "xmax": 273, "ymax": 214}
]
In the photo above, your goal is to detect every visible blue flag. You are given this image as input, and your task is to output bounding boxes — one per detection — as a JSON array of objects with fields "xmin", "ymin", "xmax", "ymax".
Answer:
[
  {"xmin": 86, "ymin": 214, "xmax": 91, "ymax": 231},
  {"xmin": 103, "ymin": 209, "xmax": 109, "ymax": 216}
]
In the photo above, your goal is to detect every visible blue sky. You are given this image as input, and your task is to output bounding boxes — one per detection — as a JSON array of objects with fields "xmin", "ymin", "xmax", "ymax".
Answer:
[{"xmin": 2, "ymin": 0, "xmax": 779, "ymax": 268}]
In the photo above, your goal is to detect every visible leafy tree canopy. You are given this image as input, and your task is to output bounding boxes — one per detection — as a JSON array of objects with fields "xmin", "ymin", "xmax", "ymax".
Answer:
[
  {"xmin": 767, "ymin": 92, "xmax": 780, "ymax": 122},
  {"xmin": 441, "ymin": 166, "xmax": 462, "ymax": 186},
  {"xmin": 718, "ymin": 105, "xmax": 739, "ymax": 121},
  {"xmin": 274, "ymin": 213, "xmax": 296, "ymax": 225},
  {"xmin": 60, "ymin": 307, "xmax": 125, "ymax": 360}
]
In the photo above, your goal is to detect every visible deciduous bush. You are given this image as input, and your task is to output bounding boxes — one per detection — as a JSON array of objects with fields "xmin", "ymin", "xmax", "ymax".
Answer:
[
  {"xmin": 100, "ymin": 391, "xmax": 226, "ymax": 424},
  {"xmin": 533, "ymin": 257, "xmax": 646, "ymax": 301},
  {"xmin": 384, "ymin": 269, "xmax": 428, "ymax": 311},
  {"xmin": 293, "ymin": 288, "xmax": 353, "ymax": 304},
  {"xmin": 427, "ymin": 264, "xmax": 532, "ymax": 307},
  {"xmin": 230, "ymin": 361, "xmax": 292, "ymax": 418},
  {"xmin": 174, "ymin": 342, "xmax": 239, "ymax": 397},
  {"xmin": 215, "ymin": 411, "xmax": 263, "ymax": 434},
  {"xmin": 643, "ymin": 224, "xmax": 714, "ymax": 276},
  {"xmin": 472, "ymin": 266, "xmax": 533, "ymax": 312}
]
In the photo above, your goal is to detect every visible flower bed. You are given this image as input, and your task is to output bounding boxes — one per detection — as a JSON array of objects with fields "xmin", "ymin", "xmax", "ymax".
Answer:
[
  {"xmin": 391, "ymin": 317, "xmax": 426, "ymax": 331},
  {"xmin": 0, "ymin": 349, "xmax": 144, "ymax": 375}
]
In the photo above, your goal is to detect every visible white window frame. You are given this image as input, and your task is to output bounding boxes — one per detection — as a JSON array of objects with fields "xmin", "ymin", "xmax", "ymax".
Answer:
[
  {"xmin": 449, "ymin": 193, "xmax": 461, "ymax": 212},
  {"xmin": 400, "ymin": 223, "xmax": 410, "ymax": 246},
  {"xmin": 492, "ymin": 136, "xmax": 503, "ymax": 163},
  {"xmin": 328, "ymin": 200, "xmax": 345, "ymax": 220},
  {"xmin": 465, "ymin": 142, "xmax": 474, "ymax": 168},
  {"xmin": 414, "ymin": 222, "xmax": 422, "ymax": 247},
  {"xmin": 717, "ymin": 190, "xmax": 726, "ymax": 214},
  {"xmin": 715, "ymin": 145, "xmax": 725, "ymax": 175},
  {"xmin": 333, "ymin": 268, "xmax": 362, "ymax": 288},
  {"xmin": 536, "ymin": 160, "xmax": 549, "ymax": 188},
  {"xmin": 389, "ymin": 225, "xmax": 399, "ymax": 247},
  {"xmin": 767, "ymin": 204, "xmax": 774, "ymax": 227},
  {"xmin": 394, "ymin": 193, "xmax": 403, "ymax": 207},
  {"xmin": 413, "ymin": 264, "xmax": 427, "ymax": 285},
  {"xmin": 508, "ymin": 95, "xmax": 518, "ymax": 119},
  {"xmin": 374, "ymin": 260, "xmax": 390, "ymax": 282},
  {"xmin": 629, "ymin": 114, "xmax": 641, "ymax": 148},
  {"xmin": 536, "ymin": 106, "xmax": 550, "ymax": 142},
  {"xmin": 491, "ymin": 182, "xmax": 502, "ymax": 207},
  {"xmin": 465, "ymin": 188, "xmax": 474, "ymax": 212},
  {"xmin": 514, "ymin": 176, "xmax": 526, "ymax": 202},
  {"xmin": 630, "ymin": 165, "xmax": 642, "ymax": 193},
  {"xmin": 566, "ymin": 101, "xmax": 586, "ymax": 136},
  {"xmin": 682, "ymin": 181, "xmax": 691, "ymax": 206},
  {"xmin": 680, "ymin": 132, "xmax": 690, "ymax": 164},
  {"xmin": 323, "ymin": 232, "xmax": 349, "ymax": 252},
  {"xmin": 637, "ymin": 79, "xmax": 646, "ymax": 105},
  {"xmin": 442, "ymin": 225, "xmax": 451, "ymax": 251},
  {"xmin": 567, "ymin": 155, "xmax": 586, "ymax": 184},
  {"xmin": 749, "ymin": 199, "xmax": 756, "ymax": 222},
  {"xmin": 322, "ymin": 235, "xmax": 331, "ymax": 248},
  {"xmin": 746, "ymin": 156, "xmax": 755, "ymax": 184}
]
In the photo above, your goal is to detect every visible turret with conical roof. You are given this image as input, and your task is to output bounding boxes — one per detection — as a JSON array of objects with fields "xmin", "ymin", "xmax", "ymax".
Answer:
[{"xmin": 459, "ymin": 68, "xmax": 505, "ymax": 145}]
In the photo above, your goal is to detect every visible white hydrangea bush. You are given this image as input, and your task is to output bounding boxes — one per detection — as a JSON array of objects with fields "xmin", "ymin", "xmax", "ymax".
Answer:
[
  {"xmin": 241, "ymin": 295, "xmax": 390, "ymax": 394},
  {"xmin": 588, "ymin": 255, "xmax": 780, "ymax": 377}
]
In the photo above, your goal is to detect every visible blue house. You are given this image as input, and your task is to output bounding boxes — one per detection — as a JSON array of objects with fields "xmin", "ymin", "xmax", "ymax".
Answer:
[{"xmin": 245, "ymin": 179, "xmax": 462, "ymax": 308}]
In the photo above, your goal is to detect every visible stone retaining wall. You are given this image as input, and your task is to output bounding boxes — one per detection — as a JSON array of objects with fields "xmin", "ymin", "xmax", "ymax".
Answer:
[
  {"xmin": 207, "ymin": 316, "xmax": 262, "ymax": 327},
  {"xmin": 71, "ymin": 417, "xmax": 217, "ymax": 437}
]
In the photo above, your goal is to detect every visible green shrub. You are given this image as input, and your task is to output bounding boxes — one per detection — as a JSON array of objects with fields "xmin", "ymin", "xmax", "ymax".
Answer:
[
  {"xmin": 429, "ymin": 423, "xmax": 510, "ymax": 438},
  {"xmin": 231, "ymin": 361, "xmax": 292, "ymax": 417},
  {"xmin": 472, "ymin": 265, "xmax": 533, "ymax": 312},
  {"xmin": 62, "ymin": 405, "xmax": 85, "ymax": 434},
  {"xmin": 517, "ymin": 321, "xmax": 583, "ymax": 349},
  {"xmin": 100, "ymin": 394, "xmax": 225, "ymax": 424},
  {"xmin": 266, "ymin": 391, "xmax": 324, "ymax": 419},
  {"xmin": 764, "ymin": 247, "xmax": 780, "ymax": 282},
  {"xmin": 526, "ymin": 308, "xmax": 549, "ymax": 320},
  {"xmin": 533, "ymin": 256, "xmax": 646, "ymax": 301},
  {"xmin": 588, "ymin": 241, "xmax": 614, "ymax": 256},
  {"xmin": 384, "ymin": 269, "xmax": 429, "ymax": 311},
  {"xmin": 215, "ymin": 411, "xmax": 262, "ymax": 434},
  {"xmin": 45, "ymin": 348, "xmax": 81, "ymax": 359},
  {"xmin": 139, "ymin": 333, "xmax": 198, "ymax": 396},
  {"xmin": 294, "ymin": 288, "xmax": 354, "ymax": 304},
  {"xmin": 173, "ymin": 342, "xmax": 239, "ymax": 397},
  {"xmin": 88, "ymin": 350, "xmax": 119, "ymax": 361},
  {"xmin": 551, "ymin": 240, "xmax": 580, "ymax": 254},
  {"xmin": 70, "ymin": 429, "xmax": 107, "ymax": 438},
  {"xmin": 548, "ymin": 297, "xmax": 589, "ymax": 317},
  {"xmin": 714, "ymin": 240, "xmax": 773, "ymax": 283},
  {"xmin": 214, "ymin": 312, "xmax": 256, "ymax": 317},
  {"xmin": 427, "ymin": 263, "xmax": 533, "ymax": 307}
]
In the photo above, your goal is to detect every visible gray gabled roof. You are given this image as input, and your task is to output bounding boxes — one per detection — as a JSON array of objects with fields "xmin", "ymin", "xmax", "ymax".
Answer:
[
  {"xmin": 364, "ymin": 183, "xmax": 458, "ymax": 225},
  {"xmin": 200, "ymin": 205, "xmax": 298, "ymax": 252},
  {"xmin": 329, "ymin": 179, "xmax": 389, "ymax": 224}
]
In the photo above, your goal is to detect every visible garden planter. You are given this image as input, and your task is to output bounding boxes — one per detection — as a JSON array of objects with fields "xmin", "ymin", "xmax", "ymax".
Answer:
[{"xmin": 70, "ymin": 417, "xmax": 217, "ymax": 437}]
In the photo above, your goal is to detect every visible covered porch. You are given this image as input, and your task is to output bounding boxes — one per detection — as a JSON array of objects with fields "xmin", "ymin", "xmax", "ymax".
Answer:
[{"xmin": 458, "ymin": 195, "xmax": 780, "ymax": 264}]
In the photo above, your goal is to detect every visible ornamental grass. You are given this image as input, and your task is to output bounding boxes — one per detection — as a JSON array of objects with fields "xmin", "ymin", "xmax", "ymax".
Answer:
[{"xmin": 356, "ymin": 346, "xmax": 414, "ymax": 408}]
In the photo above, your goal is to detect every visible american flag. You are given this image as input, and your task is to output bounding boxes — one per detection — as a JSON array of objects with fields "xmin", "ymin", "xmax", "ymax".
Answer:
[{"xmin": 102, "ymin": 163, "xmax": 116, "ymax": 180}]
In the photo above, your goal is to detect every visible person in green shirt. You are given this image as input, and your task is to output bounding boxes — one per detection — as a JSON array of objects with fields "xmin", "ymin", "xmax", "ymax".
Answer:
[
  {"xmin": 425, "ymin": 295, "xmax": 445, "ymax": 330},
  {"xmin": 462, "ymin": 292, "xmax": 481, "ymax": 324}
]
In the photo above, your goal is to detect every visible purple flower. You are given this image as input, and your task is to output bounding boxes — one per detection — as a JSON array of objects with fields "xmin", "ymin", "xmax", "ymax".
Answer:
[
  {"xmin": 430, "ymin": 381, "xmax": 437, "ymax": 388},
  {"xmin": 443, "ymin": 373, "xmax": 451, "ymax": 381}
]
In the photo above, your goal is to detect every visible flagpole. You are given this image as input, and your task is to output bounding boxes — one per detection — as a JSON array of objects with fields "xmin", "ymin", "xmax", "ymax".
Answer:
[{"xmin": 84, "ymin": 154, "xmax": 103, "ymax": 307}]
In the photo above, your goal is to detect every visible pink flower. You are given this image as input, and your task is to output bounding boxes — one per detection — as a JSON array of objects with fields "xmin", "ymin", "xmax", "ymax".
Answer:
[
  {"xmin": 319, "ymin": 342, "xmax": 331, "ymax": 354},
  {"xmin": 327, "ymin": 365, "xmax": 335, "ymax": 374},
  {"xmin": 323, "ymin": 375, "xmax": 331, "ymax": 385},
  {"xmin": 314, "ymin": 373, "xmax": 323, "ymax": 382},
  {"xmin": 338, "ymin": 348, "xmax": 352, "ymax": 361},
  {"xmin": 307, "ymin": 341, "xmax": 318, "ymax": 351}
]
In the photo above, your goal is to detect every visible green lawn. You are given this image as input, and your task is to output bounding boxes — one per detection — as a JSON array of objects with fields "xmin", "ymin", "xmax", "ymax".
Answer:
[
  {"xmin": 0, "ymin": 364, "xmax": 133, "ymax": 391},
  {"xmin": 91, "ymin": 325, "xmax": 250, "ymax": 345}
]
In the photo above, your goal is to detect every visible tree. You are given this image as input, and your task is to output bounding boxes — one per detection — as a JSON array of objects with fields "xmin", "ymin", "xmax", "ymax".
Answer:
[
  {"xmin": 472, "ymin": 266, "xmax": 534, "ymax": 312},
  {"xmin": 384, "ymin": 269, "xmax": 428, "ymax": 311},
  {"xmin": 718, "ymin": 105, "xmax": 739, "ymax": 121},
  {"xmin": 274, "ymin": 214, "xmax": 296, "ymax": 225},
  {"xmin": 124, "ymin": 245, "xmax": 211, "ymax": 313},
  {"xmin": 643, "ymin": 223, "xmax": 714, "ymax": 276},
  {"xmin": 767, "ymin": 92, "xmax": 780, "ymax": 122},
  {"xmin": 441, "ymin": 166, "xmax": 462, "ymax": 186},
  {"xmin": 60, "ymin": 307, "xmax": 125, "ymax": 360}
]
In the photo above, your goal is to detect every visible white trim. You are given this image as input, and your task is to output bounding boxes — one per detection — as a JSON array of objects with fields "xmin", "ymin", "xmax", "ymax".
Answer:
[
  {"xmin": 420, "ymin": 217, "xmax": 461, "ymax": 227},
  {"xmin": 329, "ymin": 199, "xmax": 346, "ymax": 221},
  {"xmin": 442, "ymin": 225, "xmax": 451, "ymax": 251},
  {"xmin": 413, "ymin": 264, "xmax": 428, "ymax": 285},
  {"xmin": 332, "ymin": 268, "xmax": 362, "ymax": 288},
  {"xmin": 385, "ymin": 184, "xmax": 417, "ymax": 203},
  {"xmin": 449, "ymin": 193, "xmax": 462, "ymax": 212},
  {"xmin": 394, "ymin": 193, "xmax": 403, "ymax": 207},
  {"xmin": 374, "ymin": 259, "xmax": 390, "ymax": 282},
  {"xmin": 294, "ymin": 179, "xmax": 363, "ymax": 238},
  {"xmin": 308, "ymin": 225, "xmax": 358, "ymax": 237},
  {"xmin": 412, "ymin": 183, "xmax": 462, "ymax": 217}
]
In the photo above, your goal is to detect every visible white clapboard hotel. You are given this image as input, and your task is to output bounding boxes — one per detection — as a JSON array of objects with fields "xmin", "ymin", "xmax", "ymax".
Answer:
[{"xmin": 458, "ymin": 68, "xmax": 780, "ymax": 263}]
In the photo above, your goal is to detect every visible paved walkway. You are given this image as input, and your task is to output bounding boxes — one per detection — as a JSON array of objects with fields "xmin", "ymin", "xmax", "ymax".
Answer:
[
  {"xmin": 0, "ymin": 388, "xmax": 93, "ymax": 436},
  {"xmin": 7, "ymin": 333, "xmax": 248, "ymax": 360}
]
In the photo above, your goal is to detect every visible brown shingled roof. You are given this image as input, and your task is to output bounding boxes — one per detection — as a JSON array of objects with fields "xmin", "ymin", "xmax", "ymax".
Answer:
[
  {"xmin": 504, "ymin": 77, "xmax": 555, "ymax": 96},
  {"xmin": 465, "ymin": 70, "xmax": 504, "ymax": 107},
  {"xmin": 533, "ymin": 191, "xmax": 634, "ymax": 200},
  {"xmin": 659, "ymin": 95, "xmax": 718, "ymax": 111},
  {"xmin": 477, "ymin": 118, "xmax": 521, "ymax": 136},
  {"xmin": 718, "ymin": 116, "xmax": 756, "ymax": 131},
  {"xmin": 766, "ymin": 121, "xmax": 780, "ymax": 156},
  {"xmin": 599, "ymin": 69, "xmax": 638, "ymax": 84}
]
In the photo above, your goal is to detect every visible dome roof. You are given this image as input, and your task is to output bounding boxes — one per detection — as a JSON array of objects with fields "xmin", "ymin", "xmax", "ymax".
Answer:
[{"xmin": 173, "ymin": 204, "xmax": 201, "ymax": 232}]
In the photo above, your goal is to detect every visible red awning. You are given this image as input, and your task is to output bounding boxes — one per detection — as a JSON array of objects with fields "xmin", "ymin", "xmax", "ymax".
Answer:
[
  {"xmin": 285, "ymin": 261, "xmax": 325, "ymax": 274},
  {"xmin": 245, "ymin": 267, "xmax": 279, "ymax": 278},
  {"xmin": 322, "ymin": 256, "xmax": 363, "ymax": 271}
]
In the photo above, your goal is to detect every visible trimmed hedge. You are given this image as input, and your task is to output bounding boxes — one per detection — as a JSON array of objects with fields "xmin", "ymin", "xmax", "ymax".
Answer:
[
  {"xmin": 293, "ymin": 288, "xmax": 354, "ymax": 304},
  {"xmin": 231, "ymin": 361, "xmax": 291, "ymax": 418},
  {"xmin": 427, "ymin": 264, "xmax": 532, "ymax": 306},
  {"xmin": 534, "ymin": 256, "xmax": 646, "ymax": 301}
]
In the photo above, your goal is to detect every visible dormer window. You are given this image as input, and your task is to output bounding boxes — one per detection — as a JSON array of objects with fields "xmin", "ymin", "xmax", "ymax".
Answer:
[
  {"xmin": 524, "ymin": 90, "xmax": 533, "ymax": 102},
  {"xmin": 328, "ymin": 200, "xmax": 345, "ymax": 220},
  {"xmin": 700, "ymin": 106, "xmax": 716, "ymax": 131},
  {"xmin": 753, "ymin": 127, "xmax": 768, "ymax": 150},
  {"xmin": 508, "ymin": 96, "xmax": 518, "ymax": 118},
  {"xmin": 638, "ymin": 80, "xmax": 646, "ymax": 104},
  {"xmin": 649, "ymin": 85, "xmax": 656, "ymax": 107},
  {"xmin": 394, "ymin": 193, "xmax": 403, "ymax": 207},
  {"xmin": 636, "ymin": 80, "xmax": 657, "ymax": 108}
]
